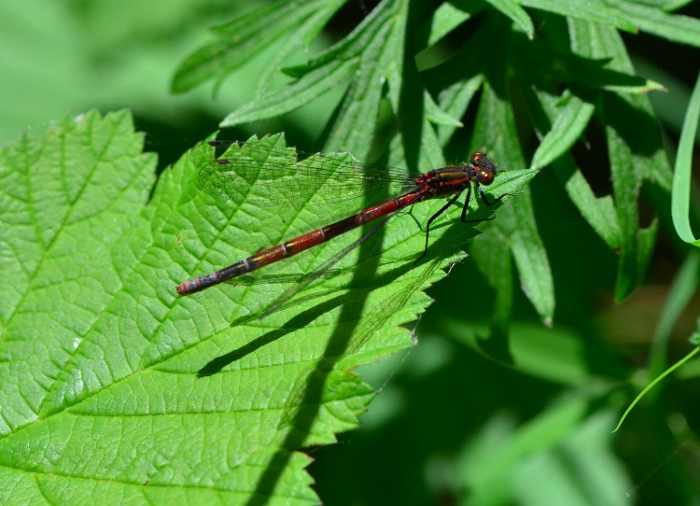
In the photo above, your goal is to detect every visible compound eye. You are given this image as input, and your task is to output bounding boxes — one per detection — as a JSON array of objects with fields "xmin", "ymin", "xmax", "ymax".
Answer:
[
  {"xmin": 470, "ymin": 151, "xmax": 486, "ymax": 166},
  {"xmin": 478, "ymin": 170, "xmax": 494, "ymax": 185}
]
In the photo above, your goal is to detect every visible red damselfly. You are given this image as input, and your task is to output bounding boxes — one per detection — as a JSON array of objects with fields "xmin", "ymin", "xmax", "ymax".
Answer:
[{"xmin": 176, "ymin": 140, "xmax": 513, "ymax": 296}]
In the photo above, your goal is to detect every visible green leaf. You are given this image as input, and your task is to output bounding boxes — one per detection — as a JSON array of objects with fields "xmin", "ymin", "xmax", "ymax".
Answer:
[
  {"xmin": 605, "ymin": 92, "xmax": 665, "ymax": 301},
  {"xmin": 220, "ymin": 56, "xmax": 358, "ymax": 128},
  {"xmin": 421, "ymin": 1, "xmax": 477, "ymax": 47},
  {"xmin": 423, "ymin": 18, "xmax": 487, "ymax": 145},
  {"xmin": 522, "ymin": 85, "xmax": 622, "ymax": 249},
  {"xmin": 511, "ymin": 33, "xmax": 663, "ymax": 94},
  {"xmin": 171, "ymin": 0, "xmax": 341, "ymax": 94},
  {"xmin": 424, "ymin": 91, "xmax": 464, "ymax": 129},
  {"xmin": 0, "ymin": 113, "xmax": 537, "ymax": 503},
  {"xmin": 606, "ymin": 121, "xmax": 646, "ymax": 301},
  {"xmin": 672, "ymin": 71, "xmax": 700, "ymax": 245},
  {"xmin": 435, "ymin": 74, "xmax": 483, "ymax": 145},
  {"xmin": 575, "ymin": 21, "xmax": 668, "ymax": 300},
  {"xmin": 530, "ymin": 91, "xmax": 596, "ymax": 171},
  {"xmin": 322, "ymin": 0, "xmax": 407, "ymax": 156},
  {"xmin": 461, "ymin": 397, "xmax": 589, "ymax": 501},
  {"xmin": 484, "ymin": 0, "xmax": 534, "ymax": 38},
  {"xmin": 554, "ymin": 157, "xmax": 622, "ymax": 249},
  {"xmin": 648, "ymin": 251, "xmax": 700, "ymax": 381},
  {"xmin": 519, "ymin": 0, "xmax": 637, "ymax": 32},
  {"xmin": 509, "ymin": 186, "xmax": 555, "ymax": 327},
  {"xmin": 650, "ymin": 0, "xmax": 697, "ymax": 10},
  {"xmin": 517, "ymin": 411, "xmax": 633, "ymax": 503},
  {"xmin": 0, "ymin": 110, "xmax": 156, "ymax": 338},
  {"xmin": 220, "ymin": 0, "xmax": 403, "ymax": 132},
  {"xmin": 459, "ymin": 405, "xmax": 631, "ymax": 504},
  {"xmin": 470, "ymin": 82, "xmax": 553, "ymax": 330},
  {"xmin": 607, "ymin": 0, "xmax": 700, "ymax": 47},
  {"xmin": 253, "ymin": 1, "xmax": 346, "ymax": 92}
]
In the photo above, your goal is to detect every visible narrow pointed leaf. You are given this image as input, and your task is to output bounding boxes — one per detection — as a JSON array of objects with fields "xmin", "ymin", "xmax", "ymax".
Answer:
[
  {"xmin": 471, "ymin": 83, "xmax": 553, "ymax": 326},
  {"xmin": 608, "ymin": 0, "xmax": 700, "ymax": 46},
  {"xmin": 672, "ymin": 71, "xmax": 700, "ymax": 244},
  {"xmin": 531, "ymin": 92, "xmax": 595, "ymax": 170},
  {"xmin": 171, "ymin": 0, "xmax": 330, "ymax": 93},
  {"xmin": 484, "ymin": 0, "xmax": 534, "ymax": 38},
  {"xmin": 323, "ymin": 0, "xmax": 406, "ymax": 156},
  {"xmin": 221, "ymin": 0, "xmax": 403, "ymax": 130},
  {"xmin": 422, "ymin": 2, "xmax": 476, "ymax": 47}
]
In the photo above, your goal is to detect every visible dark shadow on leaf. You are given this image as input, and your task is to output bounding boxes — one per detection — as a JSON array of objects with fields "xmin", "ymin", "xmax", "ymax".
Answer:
[
  {"xmin": 235, "ymin": 268, "xmax": 349, "ymax": 286},
  {"xmin": 197, "ymin": 294, "xmax": 348, "ymax": 377},
  {"xmin": 244, "ymin": 222, "xmax": 387, "ymax": 505}
]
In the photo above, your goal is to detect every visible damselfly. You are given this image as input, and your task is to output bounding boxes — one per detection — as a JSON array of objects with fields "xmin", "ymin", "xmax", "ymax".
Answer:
[{"xmin": 177, "ymin": 140, "xmax": 513, "ymax": 295}]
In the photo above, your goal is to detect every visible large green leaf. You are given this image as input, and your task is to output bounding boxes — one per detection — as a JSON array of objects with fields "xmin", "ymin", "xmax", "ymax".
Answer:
[{"xmin": 0, "ymin": 111, "xmax": 536, "ymax": 503}]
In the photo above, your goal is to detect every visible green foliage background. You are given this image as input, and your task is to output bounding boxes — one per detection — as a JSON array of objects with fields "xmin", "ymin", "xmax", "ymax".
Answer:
[{"xmin": 2, "ymin": 0, "xmax": 700, "ymax": 504}]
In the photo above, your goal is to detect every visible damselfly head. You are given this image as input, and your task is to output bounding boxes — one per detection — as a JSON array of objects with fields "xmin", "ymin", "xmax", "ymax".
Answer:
[{"xmin": 469, "ymin": 151, "xmax": 497, "ymax": 185}]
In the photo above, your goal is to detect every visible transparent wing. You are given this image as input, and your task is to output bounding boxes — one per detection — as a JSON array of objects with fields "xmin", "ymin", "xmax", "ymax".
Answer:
[{"xmin": 190, "ymin": 140, "xmax": 421, "ymax": 206}]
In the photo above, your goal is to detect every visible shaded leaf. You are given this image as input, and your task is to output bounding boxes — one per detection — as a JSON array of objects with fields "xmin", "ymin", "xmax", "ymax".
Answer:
[
  {"xmin": 171, "ymin": 0, "xmax": 340, "ymax": 94},
  {"xmin": 485, "ymin": 0, "xmax": 534, "ymax": 38},
  {"xmin": 530, "ymin": 91, "xmax": 596, "ymax": 170},
  {"xmin": 220, "ymin": 0, "xmax": 403, "ymax": 134},
  {"xmin": 470, "ymin": 82, "xmax": 553, "ymax": 330}
]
